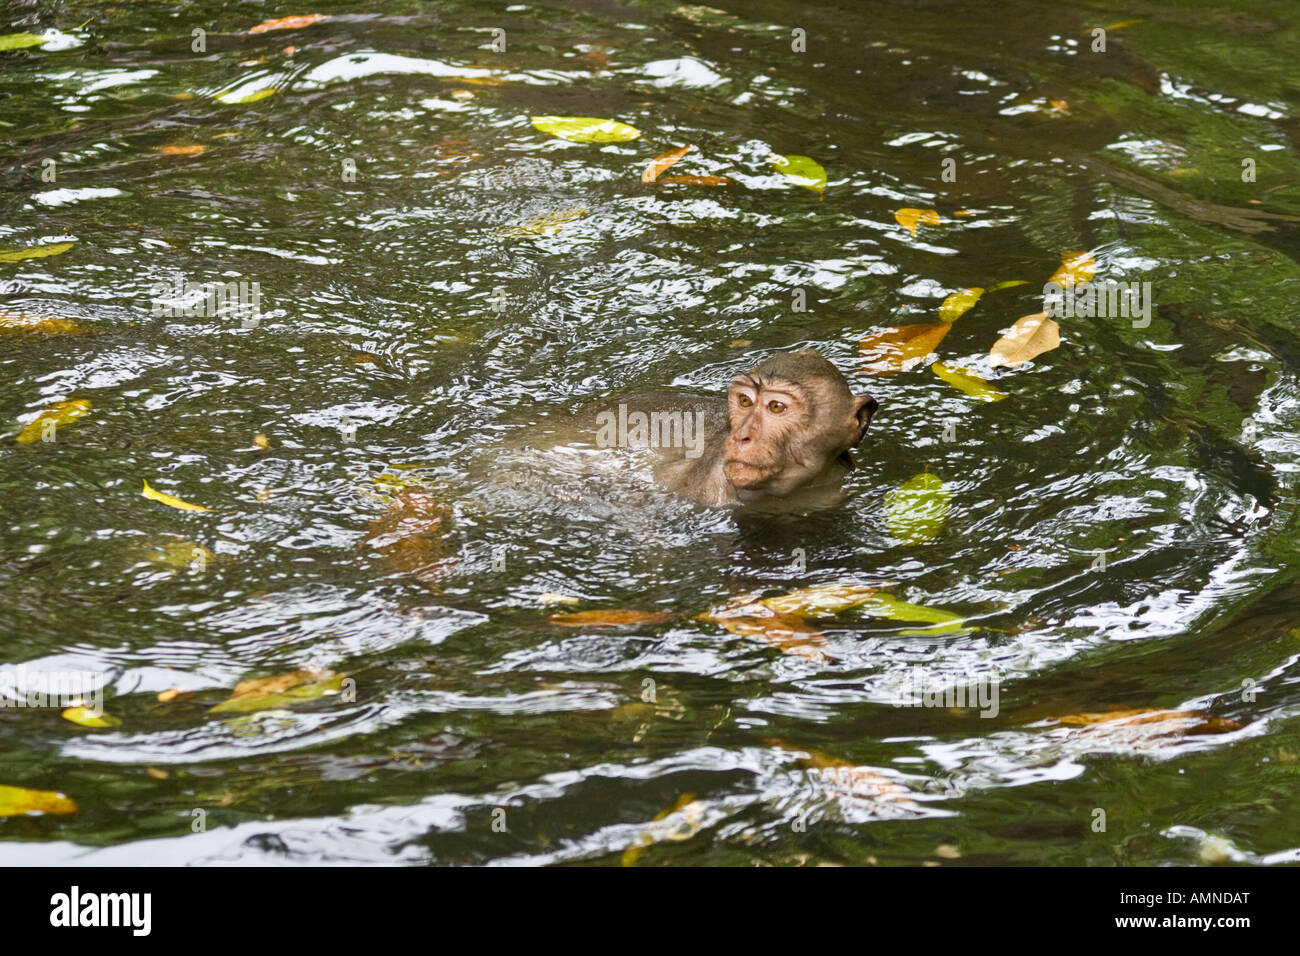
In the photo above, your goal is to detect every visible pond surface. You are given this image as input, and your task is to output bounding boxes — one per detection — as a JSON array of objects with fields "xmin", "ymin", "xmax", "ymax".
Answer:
[{"xmin": 3, "ymin": 0, "xmax": 1300, "ymax": 865}]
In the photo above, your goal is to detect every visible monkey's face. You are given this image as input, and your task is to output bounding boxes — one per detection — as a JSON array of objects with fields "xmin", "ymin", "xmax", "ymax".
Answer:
[{"xmin": 723, "ymin": 371, "xmax": 878, "ymax": 499}]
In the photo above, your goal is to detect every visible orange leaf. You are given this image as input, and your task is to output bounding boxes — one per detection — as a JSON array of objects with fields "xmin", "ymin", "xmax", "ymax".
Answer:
[
  {"xmin": 860, "ymin": 322, "xmax": 951, "ymax": 375},
  {"xmin": 642, "ymin": 145, "xmax": 691, "ymax": 183},
  {"xmin": 0, "ymin": 313, "xmax": 88, "ymax": 337},
  {"xmin": 247, "ymin": 14, "xmax": 327, "ymax": 34},
  {"xmin": 1048, "ymin": 250, "xmax": 1096, "ymax": 288},
  {"xmin": 712, "ymin": 613, "xmax": 831, "ymax": 661},
  {"xmin": 548, "ymin": 609, "xmax": 675, "ymax": 627},
  {"xmin": 365, "ymin": 491, "xmax": 454, "ymax": 584},
  {"xmin": 657, "ymin": 174, "xmax": 735, "ymax": 186},
  {"xmin": 895, "ymin": 208, "xmax": 941, "ymax": 236},
  {"xmin": 989, "ymin": 311, "xmax": 1060, "ymax": 368},
  {"xmin": 160, "ymin": 145, "xmax": 205, "ymax": 156},
  {"xmin": 1053, "ymin": 708, "xmax": 1241, "ymax": 734}
]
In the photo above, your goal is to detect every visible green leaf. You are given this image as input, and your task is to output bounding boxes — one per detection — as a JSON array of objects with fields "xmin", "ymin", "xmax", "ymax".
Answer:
[
  {"xmin": 885, "ymin": 472, "xmax": 952, "ymax": 544},
  {"xmin": 210, "ymin": 669, "xmax": 346, "ymax": 714},
  {"xmin": 855, "ymin": 592, "xmax": 968, "ymax": 634},
  {"xmin": 770, "ymin": 154, "xmax": 826, "ymax": 193},
  {"xmin": 0, "ymin": 33, "xmax": 49, "ymax": 52},
  {"xmin": 61, "ymin": 707, "xmax": 121, "ymax": 729},
  {"xmin": 986, "ymin": 279, "xmax": 1029, "ymax": 292},
  {"xmin": 529, "ymin": 115, "xmax": 640, "ymax": 143},
  {"xmin": 0, "ymin": 241, "xmax": 75, "ymax": 262}
]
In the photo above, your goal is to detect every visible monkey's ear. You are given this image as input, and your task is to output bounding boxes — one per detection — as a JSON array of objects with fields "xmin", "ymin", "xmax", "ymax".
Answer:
[{"xmin": 850, "ymin": 394, "xmax": 879, "ymax": 446}]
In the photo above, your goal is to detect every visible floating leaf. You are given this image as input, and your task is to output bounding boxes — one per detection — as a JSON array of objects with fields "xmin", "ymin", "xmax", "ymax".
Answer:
[
  {"xmin": 939, "ymin": 287, "xmax": 983, "ymax": 323},
  {"xmin": 0, "ymin": 784, "xmax": 77, "ymax": 816},
  {"xmin": 141, "ymin": 479, "xmax": 213, "ymax": 513},
  {"xmin": 769, "ymin": 154, "xmax": 826, "ymax": 194},
  {"xmin": 548, "ymin": 609, "xmax": 674, "ymax": 627},
  {"xmin": 0, "ymin": 312, "xmax": 87, "ymax": 337},
  {"xmin": 895, "ymin": 208, "xmax": 941, "ymax": 236},
  {"xmin": 215, "ymin": 85, "xmax": 278, "ymax": 105},
  {"xmin": 253, "ymin": 432, "xmax": 270, "ymax": 449},
  {"xmin": 989, "ymin": 311, "xmax": 1060, "ymax": 368},
  {"xmin": 15, "ymin": 399, "xmax": 91, "ymax": 444},
  {"xmin": 248, "ymin": 14, "xmax": 328, "ymax": 34},
  {"xmin": 759, "ymin": 583, "xmax": 878, "ymax": 617},
  {"xmin": 1048, "ymin": 250, "xmax": 1096, "ymax": 288},
  {"xmin": 885, "ymin": 472, "xmax": 952, "ymax": 544},
  {"xmin": 538, "ymin": 593, "xmax": 580, "ymax": 606},
  {"xmin": 621, "ymin": 792, "xmax": 702, "ymax": 866},
  {"xmin": 932, "ymin": 362, "xmax": 1006, "ymax": 402},
  {"xmin": 986, "ymin": 279, "xmax": 1028, "ymax": 292},
  {"xmin": 530, "ymin": 115, "xmax": 640, "ymax": 143},
  {"xmin": 764, "ymin": 739, "xmax": 918, "ymax": 806},
  {"xmin": 860, "ymin": 322, "xmax": 951, "ymax": 375},
  {"xmin": 658, "ymin": 174, "xmax": 735, "ymax": 186},
  {"xmin": 642, "ymin": 145, "xmax": 691, "ymax": 183},
  {"xmin": 0, "ymin": 241, "xmax": 75, "ymax": 262},
  {"xmin": 0, "ymin": 33, "xmax": 48, "ymax": 52},
  {"xmin": 61, "ymin": 707, "xmax": 121, "ymax": 729},
  {"xmin": 497, "ymin": 206, "xmax": 587, "ymax": 237},
  {"xmin": 210, "ymin": 668, "xmax": 345, "ymax": 714},
  {"xmin": 160, "ymin": 144, "xmax": 205, "ymax": 156}
]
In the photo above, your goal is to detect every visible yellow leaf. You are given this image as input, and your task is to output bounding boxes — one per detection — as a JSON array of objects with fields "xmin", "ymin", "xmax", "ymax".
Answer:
[
  {"xmin": 253, "ymin": 432, "xmax": 270, "ymax": 449},
  {"xmin": 0, "ymin": 312, "xmax": 88, "ymax": 337},
  {"xmin": 860, "ymin": 322, "xmax": 951, "ymax": 375},
  {"xmin": 216, "ymin": 86, "xmax": 278, "ymax": 105},
  {"xmin": 15, "ymin": 399, "xmax": 91, "ymax": 444},
  {"xmin": 160, "ymin": 144, "xmax": 205, "ymax": 156},
  {"xmin": 989, "ymin": 311, "xmax": 1061, "ymax": 368},
  {"xmin": 497, "ymin": 206, "xmax": 587, "ymax": 237},
  {"xmin": 0, "ymin": 33, "xmax": 50, "ymax": 52},
  {"xmin": 247, "ymin": 14, "xmax": 327, "ymax": 34},
  {"xmin": 939, "ymin": 287, "xmax": 983, "ymax": 323},
  {"xmin": 0, "ymin": 784, "xmax": 77, "ymax": 817},
  {"xmin": 642, "ymin": 145, "xmax": 692, "ymax": 183},
  {"xmin": 0, "ymin": 241, "xmax": 75, "ymax": 262},
  {"xmin": 894, "ymin": 208, "xmax": 941, "ymax": 236},
  {"xmin": 622, "ymin": 793, "xmax": 700, "ymax": 866},
  {"xmin": 759, "ymin": 583, "xmax": 878, "ymax": 617},
  {"xmin": 548, "ymin": 609, "xmax": 674, "ymax": 627},
  {"xmin": 986, "ymin": 279, "xmax": 1028, "ymax": 292},
  {"xmin": 932, "ymin": 361, "xmax": 1006, "ymax": 402},
  {"xmin": 1048, "ymin": 250, "xmax": 1096, "ymax": 288},
  {"xmin": 61, "ymin": 706, "xmax": 121, "ymax": 728},
  {"xmin": 885, "ymin": 472, "xmax": 952, "ymax": 544},
  {"xmin": 141, "ymin": 479, "xmax": 213, "ymax": 513},
  {"xmin": 210, "ymin": 668, "xmax": 345, "ymax": 714},
  {"xmin": 530, "ymin": 115, "xmax": 640, "ymax": 143}
]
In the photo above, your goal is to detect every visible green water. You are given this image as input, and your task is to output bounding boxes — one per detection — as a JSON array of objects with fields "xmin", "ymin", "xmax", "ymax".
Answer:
[{"xmin": 2, "ymin": 0, "xmax": 1300, "ymax": 865}]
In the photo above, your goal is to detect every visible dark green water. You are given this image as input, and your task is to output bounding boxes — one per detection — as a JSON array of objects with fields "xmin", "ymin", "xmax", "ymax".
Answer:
[{"xmin": 2, "ymin": 0, "xmax": 1300, "ymax": 865}]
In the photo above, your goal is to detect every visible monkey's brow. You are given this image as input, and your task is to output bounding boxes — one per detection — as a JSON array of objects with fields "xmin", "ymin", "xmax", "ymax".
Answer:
[{"xmin": 734, "ymin": 374, "xmax": 807, "ymax": 397}]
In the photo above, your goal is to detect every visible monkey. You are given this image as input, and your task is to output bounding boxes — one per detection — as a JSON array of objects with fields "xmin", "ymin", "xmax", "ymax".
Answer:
[{"xmin": 651, "ymin": 350, "xmax": 879, "ymax": 508}]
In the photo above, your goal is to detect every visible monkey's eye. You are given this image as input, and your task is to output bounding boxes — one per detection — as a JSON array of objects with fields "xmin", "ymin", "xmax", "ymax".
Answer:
[
  {"xmin": 767, "ymin": 400, "xmax": 786, "ymax": 414},
  {"xmin": 737, "ymin": 394, "xmax": 753, "ymax": 408}
]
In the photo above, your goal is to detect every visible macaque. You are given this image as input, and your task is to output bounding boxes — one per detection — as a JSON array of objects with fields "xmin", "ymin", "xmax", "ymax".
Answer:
[{"xmin": 654, "ymin": 350, "xmax": 878, "ymax": 508}]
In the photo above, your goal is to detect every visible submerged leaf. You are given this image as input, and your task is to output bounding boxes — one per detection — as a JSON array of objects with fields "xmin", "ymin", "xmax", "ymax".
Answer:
[
  {"xmin": 160, "ymin": 144, "xmax": 205, "ymax": 156},
  {"xmin": 0, "ymin": 241, "xmax": 75, "ymax": 262},
  {"xmin": 15, "ymin": 399, "xmax": 91, "ymax": 444},
  {"xmin": 0, "ymin": 312, "xmax": 88, "ymax": 337},
  {"xmin": 548, "ymin": 609, "xmax": 674, "ymax": 627},
  {"xmin": 61, "ymin": 706, "xmax": 121, "ymax": 729},
  {"xmin": 885, "ymin": 472, "xmax": 952, "ymax": 544},
  {"xmin": 1048, "ymin": 250, "xmax": 1096, "ymax": 288},
  {"xmin": 710, "ymin": 612, "xmax": 831, "ymax": 661},
  {"xmin": 642, "ymin": 145, "xmax": 692, "ymax": 183},
  {"xmin": 657, "ymin": 174, "xmax": 735, "ymax": 186},
  {"xmin": 248, "ymin": 14, "xmax": 328, "ymax": 34},
  {"xmin": 365, "ymin": 490, "xmax": 454, "ymax": 584},
  {"xmin": 764, "ymin": 739, "xmax": 918, "ymax": 806},
  {"xmin": 497, "ymin": 206, "xmax": 587, "ymax": 237},
  {"xmin": 210, "ymin": 668, "xmax": 345, "ymax": 714},
  {"xmin": 215, "ymin": 85, "xmax": 278, "ymax": 105},
  {"xmin": 769, "ymin": 154, "xmax": 826, "ymax": 194},
  {"xmin": 0, "ymin": 784, "xmax": 77, "ymax": 816},
  {"xmin": 855, "ymin": 592, "xmax": 967, "ymax": 634},
  {"xmin": 931, "ymin": 361, "xmax": 1006, "ymax": 402},
  {"xmin": 986, "ymin": 279, "xmax": 1029, "ymax": 292},
  {"xmin": 939, "ymin": 287, "xmax": 983, "ymax": 323},
  {"xmin": 1053, "ymin": 709, "xmax": 1241, "ymax": 734},
  {"xmin": 530, "ymin": 115, "xmax": 640, "ymax": 143},
  {"xmin": 759, "ymin": 583, "xmax": 878, "ymax": 617},
  {"xmin": 989, "ymin": 311, "xmax": 1060, "ymax": 368},
  {"xmin": 860, "ymin": 322, "xmax": 951, "ymax": 375},
  {"xmin": 621, "ymin": 792, "xmax": 702, "ymax": 866},
  {"xmin": 141, "ymin": 479, "xmax": 213, "ymax": 513},
  {"xmin": 894, "ymin": 208, "xmax": 941, "ymax": 236},
  {"xmin": 0, "ymin": 33, "xmax": 48, "ymax": 52}
]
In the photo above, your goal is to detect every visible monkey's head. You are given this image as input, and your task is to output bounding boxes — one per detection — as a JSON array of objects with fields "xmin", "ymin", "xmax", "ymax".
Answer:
[{"xmin": 722, "ymin": 350, "xmax": 878, "ymax": 500}]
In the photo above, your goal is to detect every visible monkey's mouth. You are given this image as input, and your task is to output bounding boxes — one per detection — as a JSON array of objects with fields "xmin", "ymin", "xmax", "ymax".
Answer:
[{"xmin": 723, "ymin": 458, "xmax": 779, "ymax": 489}]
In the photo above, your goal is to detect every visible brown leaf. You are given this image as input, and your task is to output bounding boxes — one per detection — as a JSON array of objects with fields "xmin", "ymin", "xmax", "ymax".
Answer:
[
  {"xmin": 657, "ymin": 174, "xmax": 735, "ymax": 186},
  {"xmin": 1054, "ymin": 708, "xmax": 1241, "ymax": 735},
  {"xmin": 860, "ymin": 322, "xmax": 952, "ymax": 375},
  {"xmin": 247, "ymin": 14, "xmax": 327, "ymax": 34},
  {"xmin": 989, "ymin": 311, "xmax": 1060, "ymax": 368},
  {"xmin": 0, "ymin": 312, "xmax": 89, "ymax": 337},
  {"xmin": 642, "ymin": 145, "xmax": 692, "ymax": 183},
  {"xmin": 715, "ymin": 613, "xmax": 831, "ymax": 661},
  {"xmin": 548, "ymin": 609, "xmax": 675, "ymax": 627},
  {"xmin": 763, "ymin": 739, "xmax": 915, "ymax": 803},
  {"xmin": 365, "ymin": 490, "xmax": 454, "ymax": 583}
]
